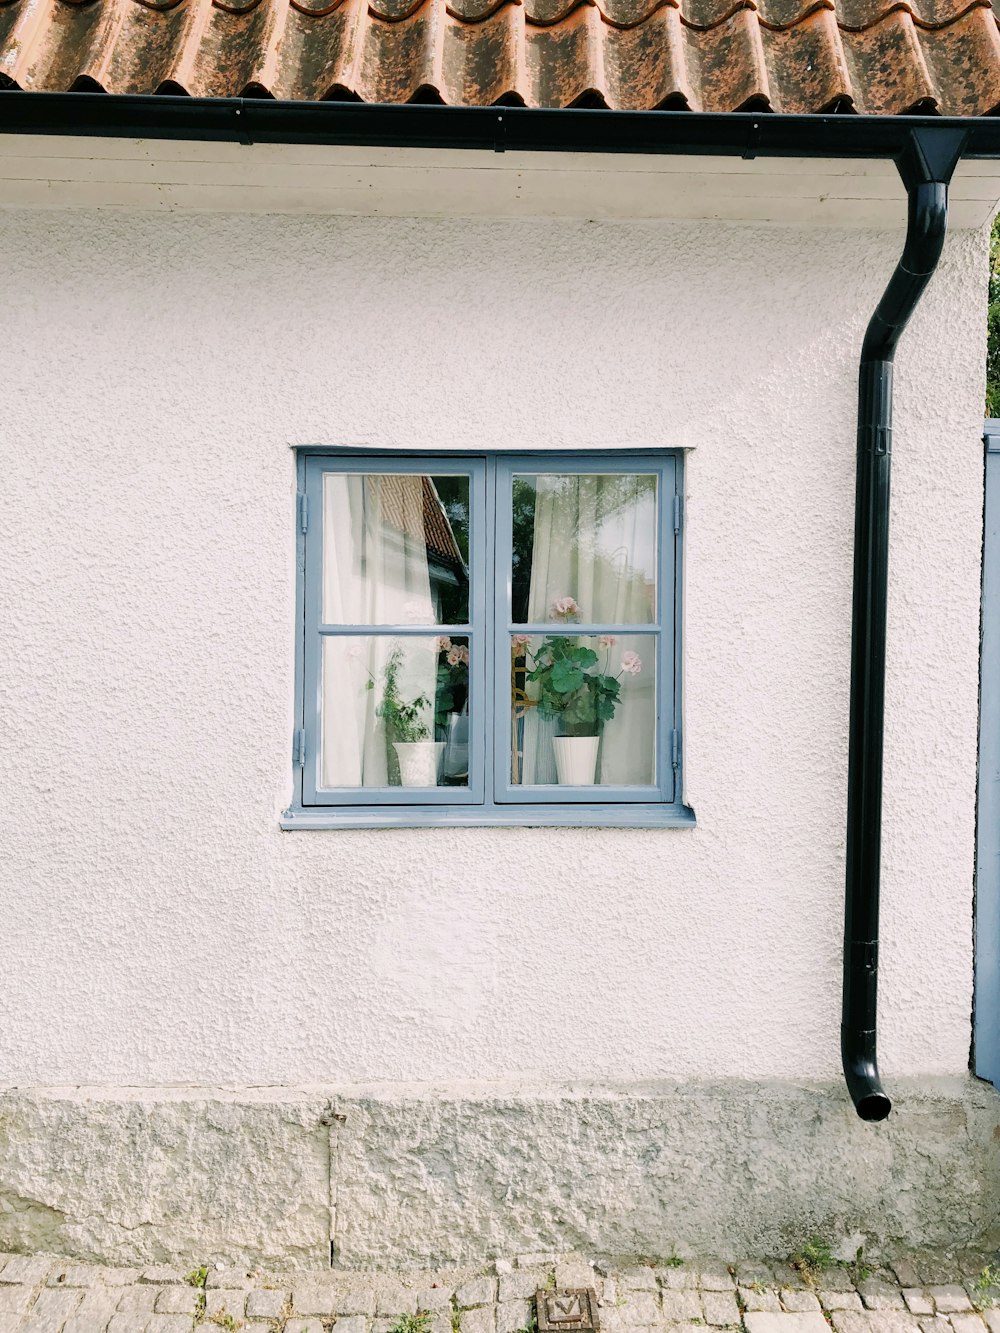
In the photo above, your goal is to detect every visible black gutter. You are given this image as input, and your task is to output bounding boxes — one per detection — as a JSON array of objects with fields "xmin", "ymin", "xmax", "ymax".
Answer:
[
  {"xmin": 4, "ymin": 90, "xmax": 1000, "ymax": 160},
  {"xmin": 842, "ymin": 125, "xmax": 966, "ymax": 1121}
]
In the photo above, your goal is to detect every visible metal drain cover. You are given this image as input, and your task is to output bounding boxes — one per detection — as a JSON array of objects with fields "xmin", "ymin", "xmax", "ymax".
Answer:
[{"xmin": 535, "ymin": 1288, "xmax": 600, "ymax": 1332}]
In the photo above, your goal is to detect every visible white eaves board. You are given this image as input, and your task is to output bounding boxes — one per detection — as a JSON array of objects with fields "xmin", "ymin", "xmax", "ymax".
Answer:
[{"xmin": 0, "ymin": 134, "xmax": 998, "ymax": 227}]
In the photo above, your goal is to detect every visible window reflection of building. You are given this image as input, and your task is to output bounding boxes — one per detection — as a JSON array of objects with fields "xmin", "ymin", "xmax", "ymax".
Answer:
[{"xmin": 370, "ymin": 475, "xmax": 468, "ymax": 623}]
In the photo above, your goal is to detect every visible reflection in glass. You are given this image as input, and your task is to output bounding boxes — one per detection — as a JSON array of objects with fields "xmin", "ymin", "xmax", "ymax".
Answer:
[
  {"xmin": 322, "ymin": 636, "xmax": 470, "ymax": 788},
  {"xmin": 323, "ymin": 473, "xmax": 470, "ymax": 625},
  {"xmin": 511, "ymin": 473, "xmax": 657, "ymax": 625},
  {"xmin": 510, "ymin": 633, "xmax": 654, "ymax": 786}
]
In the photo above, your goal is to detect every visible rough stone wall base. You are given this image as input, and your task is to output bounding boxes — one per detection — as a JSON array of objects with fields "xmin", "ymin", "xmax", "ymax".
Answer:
[{"xmin": 0, "ymin": 1078, "xmax": 997, "ymax": 1269}]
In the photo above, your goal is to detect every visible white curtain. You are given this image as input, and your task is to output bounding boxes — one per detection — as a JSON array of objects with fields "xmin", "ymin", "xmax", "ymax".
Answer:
[
  {"xmin": 321, "ymin": 474, "xmax": 436, "ymax": 787},
  {"xmin": 520, "ymin": 474, "xmax": 656, "ymax": 786}
]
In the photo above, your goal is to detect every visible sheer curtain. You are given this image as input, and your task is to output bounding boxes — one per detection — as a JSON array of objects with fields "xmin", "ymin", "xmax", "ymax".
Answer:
[
  {"xmin": 321, "ymin": 474, "xmax": 436, "ymax": 787},
  {"xmin": 520, "ymin": 474, "xmax": 656, "ymax": 785}
]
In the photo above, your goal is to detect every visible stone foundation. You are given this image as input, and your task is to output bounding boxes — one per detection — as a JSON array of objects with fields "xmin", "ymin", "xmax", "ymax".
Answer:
[{"xmin": 0, "ymin": 1078, "xmax": 997, "ymax": 1269}]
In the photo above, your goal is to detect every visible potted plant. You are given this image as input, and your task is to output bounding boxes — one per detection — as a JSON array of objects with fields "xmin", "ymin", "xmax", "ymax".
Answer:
[
  {"xmin": 516, "ymin": 598, "xmax": 642, "ymax": 785},
  {"xmin": 369, "ymin": 646, "xmax": 443, "ymax": 787}
]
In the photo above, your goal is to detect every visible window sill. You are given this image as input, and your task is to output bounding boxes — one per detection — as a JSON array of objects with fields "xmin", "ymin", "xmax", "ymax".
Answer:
[{"xmin": 280, "ymin": 803, "xmax": 696, "ymax": 829}]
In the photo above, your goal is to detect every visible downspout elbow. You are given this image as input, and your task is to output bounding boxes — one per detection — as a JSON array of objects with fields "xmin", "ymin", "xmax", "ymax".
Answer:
[
  {"xmin": 841, "ymin": 1028, "xmax": 891, "ymax": 1122},
  {"xmin": 860, "ymin": 181, "xmax": 950, "ymax": 365}
]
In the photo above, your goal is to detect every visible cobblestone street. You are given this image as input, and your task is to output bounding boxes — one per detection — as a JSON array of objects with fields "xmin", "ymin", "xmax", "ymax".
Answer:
[{"xmin": 1, "ymin": 1249, "xmax": 999, "ymax": 1333}]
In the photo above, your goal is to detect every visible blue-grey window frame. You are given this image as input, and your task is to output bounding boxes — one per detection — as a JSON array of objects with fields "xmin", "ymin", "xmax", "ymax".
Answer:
[
  {"xmin": 976, "ymin": 421, "xmax": 1000, "ymax": 1089},
  {"xmin": 283, "ymin": 447, "xmax": 694, "ymax": 830},
  {"xmin": 301, "ymin": 454, "xmax": 486, "ymax": 808},
  {"xmin": 494, "ymin": 455, "xmax": 674, "ymax": 805}
]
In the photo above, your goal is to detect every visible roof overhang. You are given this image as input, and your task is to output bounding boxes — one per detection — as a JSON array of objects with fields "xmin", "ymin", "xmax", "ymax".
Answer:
[{"xmin": 3, "ymin": 93, "xmax": 1000, "ymax": 225}]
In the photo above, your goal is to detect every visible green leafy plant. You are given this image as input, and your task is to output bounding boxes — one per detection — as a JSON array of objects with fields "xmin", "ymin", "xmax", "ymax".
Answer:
[
  {"xmin": 388, "ymin": 1315, "xmax": 433, "ymax": 1333},
  {"xmin": 515, "ymin": 599, "xmax": 642, "ymax": 738},
  {"xmin": 791, "ymin": 1237, "xmax": 834, "ymax": 1280},
  {"xmin": 526, "ymin": 638, "xmax": 620, "ymax": 737},
  {"xmin": 371, "ymin": 647, "xmax": 433, "ymax": 744},
  {"xmin": 208, "ymin": 1315, "xmax": 242, "ymax": 1332},
  {"xmin": 186, "ymin": 1267, "xmax": 208, "ymax": 1322},
  {"xmin": 849, "ymin": 1247, "xmax": 874, "ymax": 1283},
  {"xmin": 974, "ymin": 1265, "xmax": 1000, "ymax": 1308}
]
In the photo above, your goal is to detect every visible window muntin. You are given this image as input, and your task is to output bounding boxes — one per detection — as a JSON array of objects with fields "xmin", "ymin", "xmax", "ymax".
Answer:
[{"xmin": 298, "ymin": 453, "xmax": 680, "ymax": 822}]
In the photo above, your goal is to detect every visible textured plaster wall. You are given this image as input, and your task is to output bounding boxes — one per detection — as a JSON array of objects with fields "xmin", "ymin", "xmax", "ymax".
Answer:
[{"xmin": 0, "ymin": 209, "xmax": 987, "ymax": 1089}]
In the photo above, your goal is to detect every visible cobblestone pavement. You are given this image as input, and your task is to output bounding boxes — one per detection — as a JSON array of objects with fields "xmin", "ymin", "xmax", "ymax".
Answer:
[{"xmin": 1, "ymin": 1248, "xmax": 999, "ymax": 1333}]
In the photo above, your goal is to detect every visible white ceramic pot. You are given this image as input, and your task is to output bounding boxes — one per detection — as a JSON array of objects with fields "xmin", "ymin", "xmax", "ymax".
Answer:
[
  {"xmin": 552, "ymin": 734, "xmax": 600, "ymax": 785},
  {"xmin": 393, "ymin": 741, "xmax": 445, "ymax": 787}
]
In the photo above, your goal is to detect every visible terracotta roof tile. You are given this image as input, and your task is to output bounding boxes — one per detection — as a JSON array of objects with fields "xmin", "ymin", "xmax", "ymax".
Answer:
[
  {"xmin": 372, "ymin": 474, "xmax": 464, "ymax": 566},
  {"xmin": 2, "ymin": 0, "xmax": 1000, "ymax": 114}
]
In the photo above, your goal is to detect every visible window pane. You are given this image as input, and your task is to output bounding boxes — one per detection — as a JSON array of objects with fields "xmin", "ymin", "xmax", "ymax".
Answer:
[
  {"xmin": 509, "ymin": 633, "xmax": 655, "ymax": 786},
  {"xmin": 323, "ymin": 473, "xmax": 470, "ymax": 625},
  {"xmin": 511, "ymin": 473, "xmax": 657, "ymax": 625},
  {"xmin": 322, "ymin": 635, "xmax": 470, "ymax": 788}
]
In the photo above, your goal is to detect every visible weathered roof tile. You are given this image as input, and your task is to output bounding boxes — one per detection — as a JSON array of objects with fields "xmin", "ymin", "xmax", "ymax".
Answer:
[{"xmin": 1, "ymin": 0, "xmax": 999, "ymax": 114}]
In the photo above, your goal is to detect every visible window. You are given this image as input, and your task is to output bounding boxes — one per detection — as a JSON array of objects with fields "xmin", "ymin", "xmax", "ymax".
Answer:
[{"xmin": 283, "ymin": 451, "xmax": 691, "ymax": 828}]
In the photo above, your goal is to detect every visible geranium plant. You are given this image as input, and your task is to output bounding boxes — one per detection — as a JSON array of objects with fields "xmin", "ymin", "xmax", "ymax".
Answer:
[
  {"xmin": 515, "ymin": 598, "xmax": 642, "ymax": 738},
  {"xmin": 434, "ymin": 637, "xmax": 469, "ymax": 731}
]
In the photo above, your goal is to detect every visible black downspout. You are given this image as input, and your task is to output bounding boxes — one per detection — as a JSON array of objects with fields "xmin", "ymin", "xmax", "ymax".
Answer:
[{"xmin": 842, "ymin": 126, "xmax": 967, "ymax": 1121}]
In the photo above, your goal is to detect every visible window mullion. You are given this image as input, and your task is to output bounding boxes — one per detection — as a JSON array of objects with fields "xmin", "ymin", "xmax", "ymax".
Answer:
[{"xmin": 484, "ymin": 456, "xmax": 498, "ymax": 806}]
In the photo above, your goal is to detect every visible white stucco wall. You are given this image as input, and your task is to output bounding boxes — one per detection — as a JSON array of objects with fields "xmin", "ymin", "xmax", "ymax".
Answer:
[{"xmin": 0, "ymin": 207, "xmax": 987, "ymax": 1089}]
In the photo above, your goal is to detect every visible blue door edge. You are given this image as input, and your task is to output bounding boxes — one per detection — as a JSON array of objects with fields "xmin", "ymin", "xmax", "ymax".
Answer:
[{"xmin": 976, "ymin": 421, "xmax": 1000, "ymax": 1088}]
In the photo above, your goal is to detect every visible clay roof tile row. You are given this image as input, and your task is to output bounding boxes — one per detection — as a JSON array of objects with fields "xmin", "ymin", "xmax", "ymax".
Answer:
[{"xmin": 1, "ymin": 0, "xmax": 1000, "ymax": 114}]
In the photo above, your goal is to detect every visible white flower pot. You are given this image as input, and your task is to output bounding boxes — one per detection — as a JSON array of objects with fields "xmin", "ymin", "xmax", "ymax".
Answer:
[
  {"xmin": 552, "ymin": 734, "xmax": 600, "ymax": 785},
  {"xmin": 393, "ymin": 741, "xmax": 445, "ymax": 787}
]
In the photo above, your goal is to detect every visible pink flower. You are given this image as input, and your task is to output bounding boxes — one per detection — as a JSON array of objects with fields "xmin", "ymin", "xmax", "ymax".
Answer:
[
  {"xmin": 551, "ymin": 596, "xmax": 580, "ymax": 620},
  {"xmin": 620, "ymin": 651, "xmax": 642, "ymax": 675},
  {"xmin": 437, "ymin": 636, "xmax": 453, "ymax": 652},
  {"xmin": 447, "ymin": 645, "xmax": 470, "ymax": 667},
  {"xmin": 598, "ymin": 635, "xmax": 618, "ymax": 649},
  {"xmin": 512, "ymin": 634, "xmax": 531, "ymax": 649}
]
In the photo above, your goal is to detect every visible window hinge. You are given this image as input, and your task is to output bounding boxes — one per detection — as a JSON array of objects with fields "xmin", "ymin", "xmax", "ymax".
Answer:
[
  {"xmin": 294, "ymin": 728, "xmax": 306, "ymax": 767},
  {"xmin": 297, "ymin": 492, "xmax": 308, "ymax": 533},
  {"xmin": 673, "ymin": 494, "xmax": 683, "ymax": 533},
  {"xmin": 671, "ymin": 729, "xmax": 680, "ymax": 771}
]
